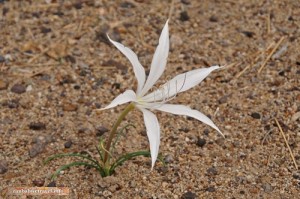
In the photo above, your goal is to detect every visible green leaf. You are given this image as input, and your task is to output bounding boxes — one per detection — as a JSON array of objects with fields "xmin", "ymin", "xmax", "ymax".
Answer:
[
  {"xmin": 110, "ymin": 150, "xmax": 159, "ymax": 173},
  {"xmin": 50, "ymin": 161, "xmax": 104, "ymax": 180},
  {"xmin": 44, "ymin": 153, "xmax": 101, "ymax": 168}
]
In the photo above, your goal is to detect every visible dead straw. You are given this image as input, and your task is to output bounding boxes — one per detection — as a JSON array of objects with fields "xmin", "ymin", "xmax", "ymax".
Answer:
[
  {"xmin": 275, "ymin": 118, "xmax": 298, "ymax": 170},
  {"xmin": 258, "ymin": 37, "xmax": 284, "ymax": 74}
]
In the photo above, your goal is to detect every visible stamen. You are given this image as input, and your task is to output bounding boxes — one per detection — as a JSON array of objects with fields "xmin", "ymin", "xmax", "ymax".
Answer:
[{"xmin": 141, "ymin": 73, "xmax": 188, "ymax": 106}]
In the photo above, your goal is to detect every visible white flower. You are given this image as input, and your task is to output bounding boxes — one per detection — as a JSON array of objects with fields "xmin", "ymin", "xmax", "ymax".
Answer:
[{"xmin": 101, "ymin": 20, "xmax": 223, "ymax": 168}]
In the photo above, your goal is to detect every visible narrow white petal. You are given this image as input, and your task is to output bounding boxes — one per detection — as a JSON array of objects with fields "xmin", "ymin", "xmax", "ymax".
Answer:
[
  {"xmin": 155, "ymin": 104, "xmax": 224, "ymax": 137},
  {"xmin": 142, "ymin": 65, "xmax": 220, "ymax": 102},
  {"xmin": 99, "ymin": 90, "xmax": 136, "ymax": 110},
  {"xmin": 140, "ymin": 20, "xmax": 169, "ymax": 96},
  {"xmin": 140, "ymin": 108, "xmax": 160, "ymax": 169},
  {"xmin": 107, "ymin": 35, "xmax": 146, "ymax": 94}
]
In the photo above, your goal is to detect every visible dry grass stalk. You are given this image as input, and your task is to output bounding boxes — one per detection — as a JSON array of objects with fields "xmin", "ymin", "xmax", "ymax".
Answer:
[
  {"xmin": 275, "ymin": 118, "xmax": 298, "ymax": 170},
  {"xmin": 258, "ymin": 37, "xmax": 284, "ymax": 74}
]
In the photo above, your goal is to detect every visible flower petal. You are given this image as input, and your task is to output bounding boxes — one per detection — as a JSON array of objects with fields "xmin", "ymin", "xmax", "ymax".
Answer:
[
  {"xmin": 107, "ymin": 35, "xmax": 146, "ymax": 94},
  {"xmin": 140, "ymin": 108, "xmax": 160, "ymax": 169},
  {"xmin": 155, "ymin": 104, "xmax": 224, "ymax": 137},
  {"xmin": 140, "ymin": 20, "xmax": 169, "ymax": 96},
  {"xmin": 142, "ymin": 65, "xmax": 220, "ymax": 102},
  {"xmin": 99, "ymin": 90, "xmax": 136, "ymax": 110}
]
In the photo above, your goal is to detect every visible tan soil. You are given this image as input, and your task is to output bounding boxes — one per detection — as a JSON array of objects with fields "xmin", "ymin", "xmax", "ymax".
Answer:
[{"xmin": 0, "ymin": 0, "xmax": 300, "ymax": 198}]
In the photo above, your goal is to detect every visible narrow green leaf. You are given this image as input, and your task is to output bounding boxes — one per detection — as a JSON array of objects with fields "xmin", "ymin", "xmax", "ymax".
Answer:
[
  {"xmin": 51, "ymin": 161, "xmax": 103, "ymax": 180},
  {"xmin": 44, "ymin": 153, "xmax": 100, "ymax": 168}
]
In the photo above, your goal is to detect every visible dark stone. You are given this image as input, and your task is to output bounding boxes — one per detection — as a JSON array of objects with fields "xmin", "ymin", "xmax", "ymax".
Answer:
[
  {"xmin": 181, "ymin": 0, "xmax": 190, "ymax": 5},
  {"xmin": 218, "ymin": 95, "xmax": 229, "ymax": 104},
  {"xmin": 64, "ymin": 140, "xmax": 72, "ymax": 148},
  {"xmin": 96, "ymin": 126, "xmax": 109, "ymax": 136},
  {"xmin": 95, "ymin": 102, "xmax": 101, "ymax": 109},
  {"xmin": 112, "ymin": 83, "xmax": 121, "ymax": 89},
  {"xmin": 47, "ymin": 181, "xmax": 56, "ymax": 187},
  {"xmin": 120, "ymin": 1, "xmax": 136, "ymax": 8},
  {"xmin": 209, "ymin": 16, "xmax": 218, "ymax": 22},
  {"xmin": 2, "ymin": 7, "xmax": 9, "ymax": 16},
  {"xmin": 292, "ymin": 174, "xmax": 300, "ymax": 180},
  {"xmin": 207, "ymin": 167, "xmax": 218, "ymax": 175},
  {"xmin": 29, "ymin": 122, "xmax": 46, "ymax": 130},
  {"xmin": 0, "ymin": 160, "xmax": 8, "ymax": 174},
  {"xmin": 181, "ymin": 191, "xmax": 197, "ymax": 199},
  {"xmin": 40, "ymin": 26, "xmax": 51, "ymax": 34},
  {"xmin": 241, "ymin": 31, "xmax": 255, "ymax": 38},
  {"xmin": 73, "ymin": 2, "xmax": 83, "ymax": 9},
  {"xmin": 53, "ymin": 11, "xmax": 64, "ymax": 16},
  {"xmin": 203, "ymin": 129, "xmax": 210, "ymax": 136},
  {"xmin": 197, "ymin": 138, "xmax": 206, "ymax": 147},
  {"xmin": 73, "ymin": 85, "xmax": 81, "ymax": 90},
  {"xmin": 180, "ymin": 11, "xmax": 190, "ymax": 21},
  {"xmin": 251, "ymin": 112, "xmax": 261, "ymax": 119},
  {"xmin": 206, "ymin": 186, "xmax": 216, "ymax": 192},
  {"xmin": 32, "ymin": 179, "xmax": 45, "ymax": 187},
  {"xmin": 11, "ymin": 83, "xmax": 26, "ymax": 94},
  {"xmin": 278, "ymin": 70, "xmax": 285, "ymax": 76},
  {"xmin": 7, "ymin": 100, "xmax": 19, "ymax": 108},
  {"xmin": 65, "ymin": 55, "xmax": 76, "ymax": 63},
  {"xmin": 179, "ymin": 127, "xmax": 190, "ymax": 133},
  {"xmin": 78, "ymin": 127, "xmax": 89, "ymax": 134},
  {"xmin": 60, "ymin": 75, "xmax": 75, "ymax": 84}
]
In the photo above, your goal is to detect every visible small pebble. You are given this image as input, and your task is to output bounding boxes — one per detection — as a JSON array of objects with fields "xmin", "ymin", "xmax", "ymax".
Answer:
[
  {"xmin": 197, "ymin": 138, "xmax": 206, "ymax": 147},
  {"xmin": 181, "ymin": 191, "xmax": 197, "ymax": 199},
  {"xmin": 62, "ymin": 102, "xmax": 78, "ymax": 111},
  {"xmin": 96, "ymin": 126, "xmax": 109, "ymax": 136},
  {"xmin": 262, "ymin": 183, "xmax": 273, "ymax": 193},
  {"xmin": 207, "ymin": 167, "xmax": 218, "ymax": 175},
  {"xmin": 6, "ymin": 100, "xmax": 19, "ymax": 108},
  {"xmin": 164, "ymin": 154, "xmax": 174, "ymax": 163},
  {"xmin": 251, "ymin": 112, "xmax": 261, "ymax": 119},
  {"xmin": 206, "ymin": 186, "xmax": 216, "ymax": 192},
  {"xmin": 10, "ymin": 83, "xmax": 26, "ymax": 94},
  {"xmin": 0, "ymin": 160, "xmax": 8, "ymax": 174},
  {"xmin": 209, "ymin": 15, "xmax": 218, "ymax": 22},
  {"xmin": 64, "ymin": 140, "xmax": 72, "ymax": 148},
  {"xmin": 47, "ymin": 181, "xmax": 56, "ymax": 187},
  {"xmin": 32, "ymin": 179, "xmax": 45, "ymax": 187},
  {"xmin": 29, "ymin": 122, "xmax": 46, "ymax": 130},
  {"xmin": 179, "ymin": 127, "xmax": 190, "ymax": 133},
  {"xmin": 241, "ymin": 31, "xmax": 255, "ymax": 38},
  {"xmin": 179, "ymin": 11, "xmax": 190, "ymax": 21},
  {"xmin": 78, "ymin": 127, "xmax": 90, "ymax": 134},
  {"xmin": 181, "ymin": 0, "xmax": 190, "ymax": 5},
  {"xmin": 29, "ymin": 143, "xmax": 46, "ymax": 158}
]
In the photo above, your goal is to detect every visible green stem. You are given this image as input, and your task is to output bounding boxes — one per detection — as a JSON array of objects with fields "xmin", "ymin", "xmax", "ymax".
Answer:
[{"xmin": 103, "ymin": 103, "xmax": 135, "ymax": 164}]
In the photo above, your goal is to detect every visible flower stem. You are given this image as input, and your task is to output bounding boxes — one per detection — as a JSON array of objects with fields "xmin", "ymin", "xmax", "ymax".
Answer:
[{"xmin": 103, "ymin": 103, "xmax": 135, "ymax": 164}]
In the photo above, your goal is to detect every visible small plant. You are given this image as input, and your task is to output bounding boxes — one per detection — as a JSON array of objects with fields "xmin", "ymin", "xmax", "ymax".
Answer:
[{"xmin": 45, "ymin": 19, "xmax": 223, "ymax": 179}]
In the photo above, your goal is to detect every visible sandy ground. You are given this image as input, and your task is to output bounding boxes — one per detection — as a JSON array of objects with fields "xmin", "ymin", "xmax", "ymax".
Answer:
[{"xmin": 0, "ymin": 0, "xmax": 300, "ymax": 198}]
